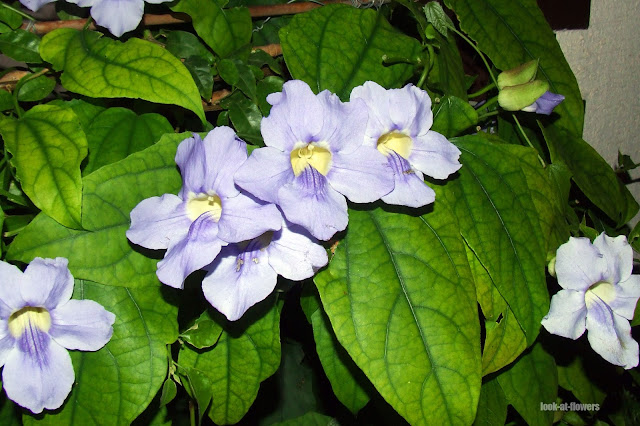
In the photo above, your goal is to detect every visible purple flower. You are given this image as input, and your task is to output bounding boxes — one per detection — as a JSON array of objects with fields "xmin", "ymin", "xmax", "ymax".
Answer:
[
  {"xmin": 65, "ymin": 0, "xmax": 171, "ymax": 37},
  {"xmin": 522, "ymin": 91, "xmax": 565, "ymax": 115},
  {"xmin": 234, "ymin": 80, "xmax": 393, "ymax": 241},
  {"xmin": 203, "ymin": 220, "xmax": 328, "ymax": 321},
  {"xmin": 542, "ymin": 233, "xmax": 640, "ymax": 369},
  {"xmin": 0, "ymin": 257, "xmax": 114, "ymax": 413},
  {"xmin": 126, "ymin": 127, "xmax": 282, "ymax": 289},
  {"xmin": 350, "ymin": 81, "xmax": 462, "ymax": 208}
]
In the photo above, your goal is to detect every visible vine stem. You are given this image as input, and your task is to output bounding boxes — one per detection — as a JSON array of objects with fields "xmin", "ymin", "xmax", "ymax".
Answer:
[
  {"xmin": 468, "ymin": 82, "xmax": 496, "ymax": 99},
  {"xmin": 513, "ymin": 114, "xmax": 545, "ymax": 167},
  {"xmin": 21, "ymin": 0, "xmax": 368, "ymax": 35},
  {"xmin": 450, "ymin": 27, "xmax": 498, "ymax": 86}
]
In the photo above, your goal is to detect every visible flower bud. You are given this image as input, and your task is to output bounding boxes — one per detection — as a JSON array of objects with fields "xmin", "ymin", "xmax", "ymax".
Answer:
[
  {"xmin": 498, "ymin": 80, "xmax": 549, "ymax": 111},
  {"xmin": 497, "ymin": 59, "xmax": 539, "ymax": 90}
]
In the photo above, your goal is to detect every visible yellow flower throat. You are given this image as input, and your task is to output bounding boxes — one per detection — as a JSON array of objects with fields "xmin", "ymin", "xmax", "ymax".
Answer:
[{"xmin": 290, "ymin": 143, "xmax": 332, "ymax": 176}]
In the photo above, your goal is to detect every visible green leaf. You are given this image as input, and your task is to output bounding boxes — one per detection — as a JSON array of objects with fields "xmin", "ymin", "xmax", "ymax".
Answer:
[
  {"xmin": 443, "ymin": 0, "xmax": 583, "ymax": 135},
  {"xmin": 629, "ymin": 220, "xmax": 640, "ymax": 254},
  {"xmin": 0, "ymin": 90, "xmax": 12, "ymax": 112},
  {"xmin": 248, "ymin": 49, "xmax": 283, "ymax": 76},
  {"xmin": 557, "ymin": 355, "xmax": 606, "ymax": 407},
  {"xmin": 256, "ymin": 76, "xmax": 284, "ymax": 116},
  {"xmin": 165, "ymin": 30, "xmax": 215, "ymax": 65},
  {"xmin": 24, "ymin": 280, "xmax": 178, "ymax": 425},
  {"xmin": 40, "ymin": 29, "xmax": 205, "ymax": 124},
  {"xmin": 7, "ymin": 133, "xmax": 188, "ymax": 288},
  {"xmin": 0, "ymin": 8, "xmax": 22, "ymax": 33},
  {"xmin": 427, "ymin": 28, "xmax": 468, "ymax": 99},
  {"xmin": 0, "ymin": 104, "xmax": 87, "ymax": 228},
  {"xmin": 443, "ymin": 135, "xmax": 549, "ymax": 344},
  {"xmin": 227, "ymin": 95, "xmax": 264, "ymax": 145},
  {"xmin": 16, "ymin": 74, "xmax": 55, "ymax": 102},
  {"xmin": 159, "ymin": 379, "xmax": 177, "ymax": 407},
  {"xmin": 0, "ymin": 29, "xmax": 41, "ymax": 62},
  {"xmin": 307, "ymin": 288, "xmax": 371, "ymax": 414},
  {"xmin": 280, "ymin": 4, "xmax": 421, "ymax": 100},
  {"xmin": 183, "ymin": 55, "xmax": 214, "ymax": 100},
  {"xmin": 171, "ymin": 0, "xmax": 252, "ymax": 59},
  {"xmin": 423, "ymin": 2, "xmax": 455, "ymax": 38},
  {"xmin": 432, "ymin": 95, "xmax": 478, "ymax": 137},
  {"xmin": 83, "ymin": 107, "xmax": 173, "ymax": 175},
  {"xmin": 218, "ymin": 58, "xmax": 257, "ymax": 101},
  {"xmin": 543, "ymin": 125, "xmax": 638, "ymax": 226},
  {"xmin": 178, "ymin": 366, "xmax": 214, "ymax": 421},
  {"xmin": 272, "ymin": 412, "xmax": 337, "ymax": 426},
  {"xmin": 178, "ymin": 299, "xmax": 281, "ymax": 425},
  {"xmin": 465, "ymin": 243, "xmax": 526, "ymax": 375},
  {"xmin": 0, "ymin": 393, "xmax": 19, "ymax": 426},
  {"xmin": 180, "ymin": 309, "xmax": 223, "ymax": 349},
  {"xmin": 314, "ymin": 206, "xmax": 481, "ymax": 425},
  {"xmin": 496, "ymin": 343, "xmax": 557, "ymax": 426},
  {"xmin": 48, "ymin": 98, "xmax": 106, "ymax": 133},
  {"xmin": 473, "ymin": 378, "xmax": 507, "ymax": 426},
  {"xmin": 252, "ymin": 16, "xmax": 291, "ymax": 46}
]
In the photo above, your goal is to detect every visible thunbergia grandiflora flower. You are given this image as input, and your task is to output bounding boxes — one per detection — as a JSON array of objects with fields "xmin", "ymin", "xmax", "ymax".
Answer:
[
  {"xmin": 18, "ymin": 0, "xmax": 172, "ymax": 37},
  {"xmin": 203, "ymin": 220, "xmax": 328, "ymax": 321},
  {"xmin": 234, "ymin": 80, "xmax": 393, "ymax": 241},
  {"xmin": 350, "ymin": 81, "xmax": 462, "ymax": 207},
  {"xmin": 542, "ymin": 233, "xmax": 640, "ymax": 369},
  {"xmin": 0, "ymin": 257, "xmax": 115, "ymax": 413},
  {"xmin": 127, "ymin": 127, "xmax": 282, "ymax": 289}
]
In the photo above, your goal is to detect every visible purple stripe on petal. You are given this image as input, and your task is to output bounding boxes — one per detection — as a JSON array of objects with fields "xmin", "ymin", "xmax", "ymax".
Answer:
[
  {"xmin": 3, "ymin": 334, "xmax": 74, "ymax": 413},
  {"xmin": 278, "ymin": 168, "xmax": 348, "ymax": 240},
  {"xmin": 156, "ymin": 214, "xmax": 223, "ymax": 288},
  {"xmin": 381, "ymin": 152, "xmax": 436, "ymax": 208}
]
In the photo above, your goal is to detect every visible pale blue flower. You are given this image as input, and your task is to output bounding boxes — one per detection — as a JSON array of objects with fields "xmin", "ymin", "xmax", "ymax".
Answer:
[
  {"xmin": 127, "ymin": 127, "xmax": 282, "ymax": 289},
  {"xmin": 521, "ymin": 91, "xmax": 565, "ymax": 115},
  {"xmin": 0, "ymin": 257, "xmax": 115, "ymax": 413},
  {"xmin": 203, "ymin": 220, "xmax": 327, "ymax": 321},
  {"xmin": 350, "ymin": 81, "xmax": 462, "ymax": 208},
  {"xmin": 542, "ymin": 233, "xmax": 640, "ymax": 369},
  {"xmin": 234, "ymin": 80, "xmax": 393, "ymax": 241}
]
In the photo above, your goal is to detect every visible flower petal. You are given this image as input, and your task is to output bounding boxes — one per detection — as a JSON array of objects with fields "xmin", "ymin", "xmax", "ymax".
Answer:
[
  {"xmin": 593, "ymin": 233, "xmax": 633, "ymax": 285},
  {"xmin": 350, "ymin": 81, "xmax": 394, "ymax": 137},
  {"xmin": 90, "ymin": 0, "xmax": 145, "ymax": 38},
  {"xmin": 156, "ymin": 214, "xmax": 223, "ymax": 288},
  {"xmin": 278, "ymin": 168, "xmax": 348, "ymax": 240},
  {"xmin": 0, "ymin": 261, "xmax": 27, "ymax": 317},
  {"xmin": 18, "ymin": 0, "xmax": 57, "ymax": 12},
  {"xmin": 267, "ymin": 221, "xmax": 328, "ymax": 280},
  {"xmin": 381, "ymin": 156, "xmax": 436, "ymax": 208},
  {"xmin": 126, "ymin": 194, "xmax": 192, "ymax": 250},
  {"xmin": 262, "ymin": 80, "xmax": 324, "ymax": 151},
  {"xmin": 314, "ymin": 92, "xmax": 368, "ymax": 154},
  {"xmin": 0, "ymin": 321, "xmax": 15, "ymax": 367},
  {"xmin": 586, "ymin": 295, "xmax": 639, "ymax": 369},
  {"xmin": 541, "ymin": 289, "xmax": 587, "ymax": 339},
  {"xmin": 176, "ymin": 128, "xmax": 246, "ymax": 199},
  {"xmin": 409, "ymin": 131, "xmax": 462, "ymax": 180},
  {"xmin": 555, "ymin": 236, "xmax": 608, "ymax": 291},
  {"xmin": 22, "ymin": 258, "xmax": 73, "ymax": 310},
  {"xmin": 217, "ymin": 192, "xmax": 282, "ymax": 243},
  {"xmin": 203, "ymin": 245, "xmax": 277, "ymax": 321},
  {"xmin": 3, "ymin": 331, "xmax": 74, "ymax": 413},
  {"xmin": 234, "ymin": 147, "xmax": 294, "ymax": 204},
  {"xmin": 608, "ymin": 275, "xmax": 640, "ymax": 320},
  {"xmin": 49, "ymin": 299, "xmax": 115, "ymax": 351},
  {"xmin": 327, "ymin": 147, "xmax": 393, "ymax": 203}
]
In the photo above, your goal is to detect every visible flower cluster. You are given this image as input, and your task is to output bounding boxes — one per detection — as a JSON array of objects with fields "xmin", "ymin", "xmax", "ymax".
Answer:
[
  {"xmin": 0, "ymin": 257, "xmax": 115, "ymax": 413},
  {"xmin": 128, "ymin": 80, "xmax": 461, "ymax": 320},
  {"xmin": 19, "ymin": 0, "xmax": 171, "ymax": 37},
  {"xmin": 542, "ymin": 233, "xmax": 640, "ymax": 369}
]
